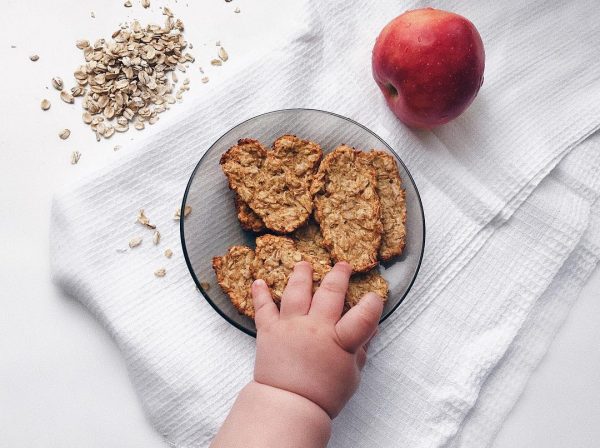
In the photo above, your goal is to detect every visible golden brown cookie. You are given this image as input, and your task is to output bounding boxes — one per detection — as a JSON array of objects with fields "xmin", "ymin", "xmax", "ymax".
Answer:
[
  {"xmin": 220, "ymin": 136, "xmax": 322, "ymax": 233},
  {"xmin": 345, "ymin": 269, "xmax": 389, "ymax": 310},
  {"xmin": 312, "ymin": 145, "xmax": 383, "ymax": 273},
  {"xmin": 234, "ymin": 194, "xmax": 265, "ymax": 232},
  {"xmin": 251, "ymin": 234, "xmax": 331, "ymax": 301},
  {"xmin": 212, "ymin": 245, "xmax": 256, "ymax": 318},
  {"xmin": 291, "ymin": 220, "xmax": 332, "ymax": 269},
  {"xmin": 366, "ymin": 150, "xmax": 407, "ymax": 260},
  {"xmin": 219, "ymin": 138, "xmax": 267, "ymax": 195},
  {"xmin": 271, "ymin": 134, "xmax": 323, "ymax": 181}
]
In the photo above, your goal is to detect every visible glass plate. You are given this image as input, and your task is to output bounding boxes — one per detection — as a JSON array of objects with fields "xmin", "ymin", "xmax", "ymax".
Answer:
[{"xmin": 181, "ymin": 109, "xmax": 425, "ymax": 337}]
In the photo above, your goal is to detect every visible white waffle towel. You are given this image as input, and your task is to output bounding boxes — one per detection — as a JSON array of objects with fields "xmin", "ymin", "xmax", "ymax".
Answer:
[{"xmin": 50, "ymin": 1, "xmax": 600, "ymax": 446}]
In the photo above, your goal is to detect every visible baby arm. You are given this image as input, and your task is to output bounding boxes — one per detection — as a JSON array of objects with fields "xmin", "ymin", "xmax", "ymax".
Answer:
[{"xmin": 211, "ymin": 262, "xmax": 384, "ymax": 448}]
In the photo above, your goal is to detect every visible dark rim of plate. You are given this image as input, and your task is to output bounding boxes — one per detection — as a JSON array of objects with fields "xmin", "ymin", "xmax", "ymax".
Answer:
[{"xmin": 180, "ymin": 108, "xmax": 426, "ymax": 338}]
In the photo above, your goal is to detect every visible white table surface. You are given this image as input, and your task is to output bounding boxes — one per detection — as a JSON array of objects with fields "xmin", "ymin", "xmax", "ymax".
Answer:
[{"xmin": 1, "ymin": 1, "xmax": 599, "ymax": 446}]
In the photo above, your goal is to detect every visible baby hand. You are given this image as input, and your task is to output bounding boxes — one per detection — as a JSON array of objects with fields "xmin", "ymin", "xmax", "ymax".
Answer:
[{"xmin": 252, "ymin": 261, "xmax": 384, "ymax": 418}]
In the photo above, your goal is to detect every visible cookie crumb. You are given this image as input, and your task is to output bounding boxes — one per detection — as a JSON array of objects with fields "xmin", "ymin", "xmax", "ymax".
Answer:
[
  {"xmin": 71, "ymin": 151, "xmax": 81, "ymax": 165},
  {"xmin": 174, "ymin": 205, "xmax": 192, "ymax": 220},
  {"xmin": 136, "ymin": 209, "xmax": 156, "ymax": 229},
  {"xmin": 129, "ymin": 236, "xmax": 143, "ymax": 248}
]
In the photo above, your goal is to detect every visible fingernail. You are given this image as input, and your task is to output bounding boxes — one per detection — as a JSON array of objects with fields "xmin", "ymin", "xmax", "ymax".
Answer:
[
  {"xmin": 253, "ymin": 279, "xmax": 266, "ymax": 288},
  {"xmin": 335, "ymin": 261, "xmax": 352, "ymax": 271},
  {"xmin": 365, "ymin": 291, "xmax": 382, "ymax": 301}
]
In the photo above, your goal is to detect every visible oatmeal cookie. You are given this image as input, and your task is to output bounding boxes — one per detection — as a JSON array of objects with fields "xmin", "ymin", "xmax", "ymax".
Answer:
[
  {"xmin": 219, "ymin": 138, "xmax": 267, "ymax": 196},
  {"xmin": 291, "ymin": 220, "xmax": 332, "ymax": 269},
  {"xmin": 312, "ymin": 145, "xmax": 383, "ymax": 272},
  {"xmin": 366, "ymin": 150, "xmax": 407, "ymax": 260},
  {"xmin": 234, "ymin": 194, "xmax": 265, "ymax": 232},
  {"xmin": 212, "ymin": 245, "xmax": 256, "ymax": 318},
  {"xmin": 345, "ymin": 269, "xmax": 389, "ymax": 310},
  {"xmin": 220, "ymin": 136, "xmax": 322, "ymax": 233},
  {"xmin": 251, "ymin": 234, "xmax": 330, "ymax": 301},
  {"xmin": 271, "ymin": 134, "xmax": 323, "ymax": 181}
]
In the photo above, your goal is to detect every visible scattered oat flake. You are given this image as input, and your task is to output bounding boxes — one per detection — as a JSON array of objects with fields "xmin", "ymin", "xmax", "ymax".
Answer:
[
  {"xmin": 218, "ymin": 47, "xmax": 229, "ymax": 62},
  {"xmin": 200, "ymin": 281, "xmax": 211, "ymax": 291},
  {"xmin": 29, "ymin": 54, "xmax": 39, "ymax": 61},
  {"xmin": 234, "ymin": 7, "xmax": 240, "ymax": 13},
  {"xmin": 164, "ymin": 248, "xmax": 173, "ymax": 258},
  {"xmin": 201, "ymin": 76, "xmax": 209, "ymax": 84},
  {"xmin": 114, "ymin": 145, "xmax": 121, "ymax": 151},
  {"xmin": 141, "ymin": 0, "xmax": 150, "ymax": 8},
  {"xmin": 153, "ymin": 230, "xmax": 161, "ymax": 245},
  {"xmin": 59, "ymin": 129, "xmax": 71, "ymax": 140},
  {"xmin": 52, "ymin": 77, "xmax": 64, "ymax": 90},
  {"xmin": 124, "ymin": 0, "xmax": 132, "ymax": 6},
  {"xmin": 211, "ymin": 59, "xmax": 222, "ymax": 66},
  {"xmin": 174, "ymin": 205, "xmax": 192, "ymax": 219},
  {"xmin": 215, "ymin": 40, "xmax": 221, "ymax": 46},
  {"xmin": 60, "ymin": 91, "xmax": 75, "ymax": 104},
  {"xmin": 71, "ymin": 86, "xmax": 85, "ymax": 97},
  {"xmin": 104, "ymin": 126, "xmax": 116, "ymax": 138},
  {"xmin": 71, "ymin": 151, "xmax": 81, "ymax": 165},
  {"xmin": 41, "ymin": 99, "xmax": 51, "ymax": 110},
  {"xmin": 90, "ymin": 11, "xmax": 95, "ymax": 18},
  {"xmin": 75, "ymin": 40, "xmax": 90, "ymax": 49},
  {"xmin": 154, "ymin": 268, "xmax": 166, "ymax": 277},
  {"xmin": 129, "ymin": 236, "xmax": 143, "ymax": 248},
  {"xmin": 137, "ymin": 209, "xmax": 156, "ymax": 229}
]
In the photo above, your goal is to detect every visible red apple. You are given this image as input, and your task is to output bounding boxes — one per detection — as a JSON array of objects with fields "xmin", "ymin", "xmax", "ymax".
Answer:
[{"xmin": 372, "ymin": 8, "xmax": 485, "ymax": 128}]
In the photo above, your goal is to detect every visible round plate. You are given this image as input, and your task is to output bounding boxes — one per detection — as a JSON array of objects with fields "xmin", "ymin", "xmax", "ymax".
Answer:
[{"xmin": 181, "ymin": 109, "xmax": 425, "ymax": 337}]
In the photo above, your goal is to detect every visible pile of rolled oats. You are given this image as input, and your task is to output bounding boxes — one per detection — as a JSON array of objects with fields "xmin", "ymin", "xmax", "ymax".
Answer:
[{"xmin": 72, "ymin": 12, "xmax": 194, "ymax": 140}]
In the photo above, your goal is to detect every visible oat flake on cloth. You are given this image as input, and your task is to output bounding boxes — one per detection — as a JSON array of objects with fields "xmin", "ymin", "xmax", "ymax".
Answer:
[{"xmin": 50, "ymin": 1, "xmax": 600, "ymax": 446}]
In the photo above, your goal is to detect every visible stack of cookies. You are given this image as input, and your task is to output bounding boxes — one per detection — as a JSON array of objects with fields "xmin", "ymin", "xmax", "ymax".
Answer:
[{"xmin": 212, "ymin": 135, "xmax": 407, "ymax": 319}]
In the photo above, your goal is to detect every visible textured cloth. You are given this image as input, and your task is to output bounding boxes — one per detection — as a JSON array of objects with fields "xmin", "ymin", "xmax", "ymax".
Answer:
[{"xmin": 50, "ymin": 1, "xmax": 600, "ymax": 447}]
